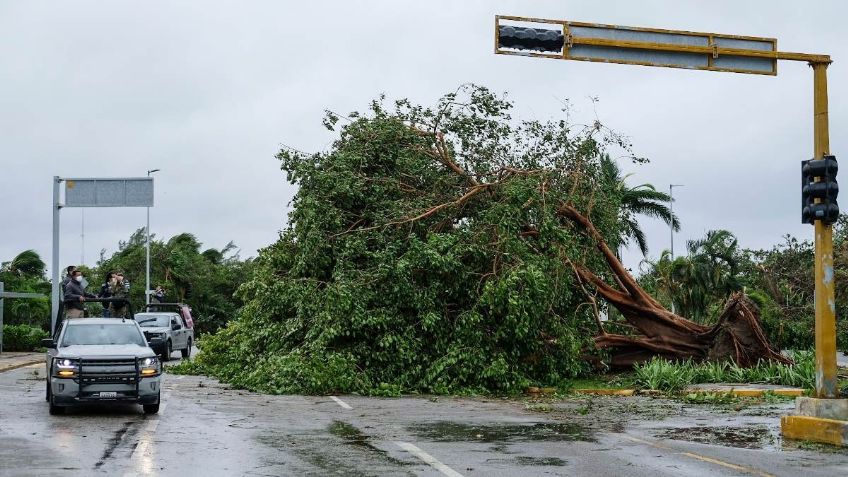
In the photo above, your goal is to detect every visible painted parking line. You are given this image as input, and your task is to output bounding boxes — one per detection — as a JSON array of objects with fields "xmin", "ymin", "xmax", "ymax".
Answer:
[
  {"xmin": 330, "ymin": 396, "xmax": 352, "ymax": 409},
  {"xmin": 122, "ymin": 393, "xmax": 171, "ymax": 477},
  {"xmin": 622, "ymin": 435, "xmax": 774, "ymax": 477},
  {"xmin": 395, "ymin": 441, "xmax": 465, "ymax": 477}
]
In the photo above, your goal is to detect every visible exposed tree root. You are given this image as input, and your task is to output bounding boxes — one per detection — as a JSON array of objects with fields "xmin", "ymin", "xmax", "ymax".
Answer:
[{"xmin": 559, "ymin": 203, "xmax": 791, "ymax": 367}]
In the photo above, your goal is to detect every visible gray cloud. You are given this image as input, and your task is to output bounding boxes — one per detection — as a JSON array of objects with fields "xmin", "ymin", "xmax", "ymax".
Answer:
[{"xmin": 1, "ymin": 1, "xmax": 844, "ymax": 276}]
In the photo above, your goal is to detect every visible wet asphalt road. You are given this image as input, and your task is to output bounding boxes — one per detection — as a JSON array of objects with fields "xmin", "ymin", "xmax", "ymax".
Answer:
[{"xmin": 2, "ymin": 356, "xmax": 847, "ymax": 476}]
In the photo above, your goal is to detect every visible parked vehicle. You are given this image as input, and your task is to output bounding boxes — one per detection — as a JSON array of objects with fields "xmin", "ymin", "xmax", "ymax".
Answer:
[
  {"xmin": 43, "ymin": 318, "xmax": 162, "ymax": 415},
  {"xmin": 144, "ymin": 302, "xmax": 194, "ymax": 329},
  {"xmin": 135, "ymin": 311, "xmax": 194, "ymax": 361}
]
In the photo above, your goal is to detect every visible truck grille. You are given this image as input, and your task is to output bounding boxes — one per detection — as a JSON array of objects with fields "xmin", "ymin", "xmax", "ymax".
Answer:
[{"xmin": 80, "ymin": 358, "xmax": 138, "ymax": 384}]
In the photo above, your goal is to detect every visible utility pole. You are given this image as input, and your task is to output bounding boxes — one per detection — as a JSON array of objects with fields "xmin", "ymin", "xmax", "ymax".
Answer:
[
  {"xmin": 146, "ymin": 169, "xmax": 160, "ymax": 305},
  {"xmin": 81, "ymin": 209, "xmax": 85, "ymax": 265},
  {"xmin": 669, "ymin": 184, "xmax": 683, "ymax": 259},
  {"xmin": 668, "ymin": 184, "xmax": 683, "ymax": 315}
]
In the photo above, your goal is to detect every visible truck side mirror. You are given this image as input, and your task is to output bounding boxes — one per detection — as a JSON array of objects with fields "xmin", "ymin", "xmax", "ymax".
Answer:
[
  {"xmin": 41, "ymin": 338, "xmax": 56, "ymax": 349},
  {"xmin": 172, "ymin": 323, "xmax": 180, "ymax": 331}
]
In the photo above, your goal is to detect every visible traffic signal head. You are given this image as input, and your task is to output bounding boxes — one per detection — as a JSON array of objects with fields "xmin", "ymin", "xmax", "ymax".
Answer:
[
  {"xmin": 802, "ymin": 155, "xmax": 839, "ymax": 224},
  {"xmin": 498, "ymin": 25, "xmax": 564, "ymax": 53}
]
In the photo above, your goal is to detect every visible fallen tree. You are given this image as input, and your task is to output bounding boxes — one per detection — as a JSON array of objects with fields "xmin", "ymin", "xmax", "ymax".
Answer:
[
  {"xmin": 189, "ymin": 85, "xmax": 789, "ymax": 395},
  {"xmin": 398, "ymin": 126, "xmax": 791, "ymax": 369}
]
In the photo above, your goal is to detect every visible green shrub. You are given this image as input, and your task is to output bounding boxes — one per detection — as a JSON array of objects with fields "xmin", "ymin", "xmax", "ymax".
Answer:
[
  {"xmin": 2, "ymin": 324, "xmax": 49, "ymax": 351},
  {"xmin": 634, "ymin": 357, "xmax": 697, "ymax": 393},
  {"xmin": 634, "ymin": 351, "xmax": 815, "ymax": 393}
]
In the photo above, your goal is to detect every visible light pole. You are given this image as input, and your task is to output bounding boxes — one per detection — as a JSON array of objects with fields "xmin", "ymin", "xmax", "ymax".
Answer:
[
  {"xmin": 669, "ymin": 184, "xmax": 684, "ymax": 260},
  {"xmin": 146, "ymin": 169, "xmax": 160, "ymax": 305},
  {"xmin": 668, "ymin": 184, "xmax": 683, "ymax": 314}
]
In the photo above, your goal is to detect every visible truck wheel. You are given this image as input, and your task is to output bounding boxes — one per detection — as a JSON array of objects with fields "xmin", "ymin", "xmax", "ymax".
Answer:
[
  {"xmin": 162, "ymin": 341, "xmax": 172, "ymax": 362},
  {"xmin": 49, "ymin": 396, "xmax": 64, "ymax": 415},
  {"xmin": 143, "ymin": 392, "xmax": 160, "ymax": 415},
  {"xmin": 181, "ymin": 340, "xmax": 192, "ymax": 358}
]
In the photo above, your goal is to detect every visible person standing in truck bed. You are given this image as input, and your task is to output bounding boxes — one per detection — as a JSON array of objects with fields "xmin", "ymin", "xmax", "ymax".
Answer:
[
  {"xmin": 109, "ymin": 272, "xmax": 131, "ymax": 318},
  {"xmin": 63, "ymin": 269, "xmax": 95, "ymax": 318}
]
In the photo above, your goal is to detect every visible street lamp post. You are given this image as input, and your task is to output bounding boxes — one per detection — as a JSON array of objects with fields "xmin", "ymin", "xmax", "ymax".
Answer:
[
  {"xmin": 146, "ymin": 169, "xmax": 160, "ymax": 305},
  {"xmin": 668, "ymin": 184, "xmax": 683, "ymax": 314},
  {"xmin": 669, "ymin": 184, "xmax": 684, "ymax": 260}
]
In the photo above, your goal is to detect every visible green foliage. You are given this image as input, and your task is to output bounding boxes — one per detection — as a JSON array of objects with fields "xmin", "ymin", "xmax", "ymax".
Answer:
[
  {"xmin": 634, "ymin": 351, "xmax": 815, "ymax": 393},
  {"xmin": 1, "ymin": 250, "xmax": 50, "ymax": 327},
  {"xmin": 189, "ymin": 85, "xmax": 636, "ymax": 394},
  {"xmin": 639, "ymin": 230, "xmax": 742, "ymax": 323},
  {"xmin": 600, "ymin": 154, "xmax": 678, "ymax": 256},
  {"xmin": 95, "ymin": 230, "xmax": 253, "ymax": 335},
  {"xmin": 2, "ymin": 324, "xmax": 49, "ymax": 351},
  {"xmin": 634, "ymin": 357, "xmax": 697, "ymax": 392}
]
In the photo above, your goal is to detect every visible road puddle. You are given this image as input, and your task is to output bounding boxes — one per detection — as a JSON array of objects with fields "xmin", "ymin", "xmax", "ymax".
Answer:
[
  {"xmin": 655, "ymin": 425, "xmax": 777, "ymax": 450},
  {"xmin": 408, "ymin": 421, "xmax": 596, "ymax": 443},
  {"xmin": 256, "ymin": 421, "xmax": 415, "ymax": 476},
  {"xmin": 486, "ymin": 456, "xmax": 568, "ymax": 466}
]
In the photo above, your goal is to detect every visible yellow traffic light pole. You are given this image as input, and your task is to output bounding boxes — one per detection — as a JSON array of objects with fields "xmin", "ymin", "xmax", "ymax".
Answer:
[
  {"xmin": 495, "ymin": 16, "xmax": 839, "ymax": 399},
  {"xmin": 812, "ymin": 62, "xmax": 838, "ymax": 399}
]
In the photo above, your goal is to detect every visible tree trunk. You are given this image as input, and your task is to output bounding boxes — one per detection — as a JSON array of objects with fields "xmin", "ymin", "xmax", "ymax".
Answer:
[{"xmin": 558, "ymin": 203, "xmax": 791, "ymax": 367}]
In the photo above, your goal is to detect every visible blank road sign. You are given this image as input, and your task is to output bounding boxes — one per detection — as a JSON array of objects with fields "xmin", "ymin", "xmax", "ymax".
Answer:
[
  {"xmin": 64, "ymin": 178, "xmax": 154, "ymax": 207},
  {"xmin": 495, "ymin": 16, "xmax": 777, "ymax": 75}
]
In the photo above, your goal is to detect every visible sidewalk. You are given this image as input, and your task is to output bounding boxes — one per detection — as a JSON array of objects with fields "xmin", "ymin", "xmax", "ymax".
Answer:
[{"xmin": 0, "ymin": 352, "xmax": 43, "ymax": 373}]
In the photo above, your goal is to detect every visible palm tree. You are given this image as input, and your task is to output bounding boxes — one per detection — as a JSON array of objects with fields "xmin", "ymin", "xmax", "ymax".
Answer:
[
  {"xmin": 641, "ymin": 230, "xmax": 742, "ymax": 323},
  {"xmin": 601, "ymin": 155, "xmax": 680, "ymax": 256},
  {"xmin": 7, "ymin": 250, "xmax": 46, "ymax": 278}
]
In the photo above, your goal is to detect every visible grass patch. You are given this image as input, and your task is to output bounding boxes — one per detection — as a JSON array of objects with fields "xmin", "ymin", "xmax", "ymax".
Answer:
[{"xmin": 634, "ymin": 350, "xmax": 815, "ymax": 393}]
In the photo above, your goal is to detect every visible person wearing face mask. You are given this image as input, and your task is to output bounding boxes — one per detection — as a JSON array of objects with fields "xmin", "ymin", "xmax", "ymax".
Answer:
[
  {"xmin": 61, "ymin": 265, "xmax": 77, "ymax": 294},
  {"xmin": 63, "ymin": 269, "xmax": 96, "ymax": 318},
  {"xmin": 109, "ymin": 272, "xmax": 131, "ymax": 318},
  {"xmin": 99, "ymin": 271, "xmax": 116, "ymax": 317}
]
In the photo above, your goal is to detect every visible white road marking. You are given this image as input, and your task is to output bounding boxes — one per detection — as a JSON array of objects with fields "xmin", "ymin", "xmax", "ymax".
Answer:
[
  {"xmin": 395, "ymin": 441, "xmax": 465, "ymax": 477},
  {"xmin": 330, "ymin": 396, "xmax": 352, "ymax": 409},
  {"xmin": 122, "ymin": 392, "xmax": 170, "ymax": 477}
]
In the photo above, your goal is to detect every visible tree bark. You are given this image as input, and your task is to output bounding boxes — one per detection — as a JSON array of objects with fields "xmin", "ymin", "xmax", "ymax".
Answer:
[{"xmin": 558, "ymin": 203, "xmax": 791, "ymax": 367}]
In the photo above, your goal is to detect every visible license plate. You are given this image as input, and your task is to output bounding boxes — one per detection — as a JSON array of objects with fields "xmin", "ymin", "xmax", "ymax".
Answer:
[{"xmin": 99, "ymin": 391, "xmax": 117, "ymax": 398}]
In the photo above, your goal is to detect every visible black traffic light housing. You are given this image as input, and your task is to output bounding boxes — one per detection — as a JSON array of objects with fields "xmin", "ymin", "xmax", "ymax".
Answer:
[
  {"xmin": 498, "ymin": 25, "xmax": 565, "ymax": 53},
  {"xmin": 802, "ymin": 155, "xmax": 839, "ymax": 224}
]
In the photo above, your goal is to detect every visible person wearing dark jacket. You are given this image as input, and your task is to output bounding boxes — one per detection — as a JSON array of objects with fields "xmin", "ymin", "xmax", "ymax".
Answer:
[
  {"xmin": 60, "ymin": 266, "xmax": 76, "ymax": 294},
  {"xmin": 99, "ymin": 272, "xmax": 116, "ymax": 317},
  {"xmin": 63, "ymin": 269, "xmax": 96, "ymax": 318}
]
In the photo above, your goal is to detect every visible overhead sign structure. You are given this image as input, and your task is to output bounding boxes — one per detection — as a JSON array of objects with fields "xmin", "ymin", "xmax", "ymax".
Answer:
[
  {"xmin": 495, "ymin": 16, "xmax": 828, "ymax": 76},
  {"xmin": 50, "ymin": 176, "xmax": 155, "ymax": 335},
  {"xmin": 65, "ymin": 178, "xmax": 154, "ymax": 208}
]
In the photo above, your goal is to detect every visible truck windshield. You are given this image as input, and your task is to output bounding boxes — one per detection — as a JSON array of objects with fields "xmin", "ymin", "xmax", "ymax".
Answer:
[
  {"xmin": 136, "ymin": 315, "xmax": 171, "ymax": 328},
  {"xmin": 61, "ymin": 324, "xmax": 146, "ymax": 346}
]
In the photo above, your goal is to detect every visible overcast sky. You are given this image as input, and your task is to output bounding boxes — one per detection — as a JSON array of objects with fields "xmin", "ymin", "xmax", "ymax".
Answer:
[{"xmin": 1, "ymin": 1, "xmax": 845, "ymax": 280}]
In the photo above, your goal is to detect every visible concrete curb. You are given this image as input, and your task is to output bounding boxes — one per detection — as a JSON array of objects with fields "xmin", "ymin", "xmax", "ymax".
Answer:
[
  {"xmin": 781, "ymin": 415, "xmax": 848, "ymax": 447},
  {"xmin": 0, "ymin": 357, "xmax": 43, "ymax": 374},
  {"xmin": 685, "ymin": 386, "xmax": 804, "ymax": 398},
  {"xmin": 573, "ymin": 389, "xmax": 636, "ymax": 396}
]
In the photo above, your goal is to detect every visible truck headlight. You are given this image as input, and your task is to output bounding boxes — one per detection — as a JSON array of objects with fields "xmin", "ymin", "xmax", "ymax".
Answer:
[
  {"xmin": 53, "ymin": 358, "xmax": 79, "ymax": 378},
  {"xmin": 139, "ymin": 356, "xmax": 160, "ymax": 376}
]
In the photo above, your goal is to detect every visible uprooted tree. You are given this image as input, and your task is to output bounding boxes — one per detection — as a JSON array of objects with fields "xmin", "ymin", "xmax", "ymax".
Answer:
[{"xmin": 191, "ymin": 85, "xmax": 788, "ymax": 395}]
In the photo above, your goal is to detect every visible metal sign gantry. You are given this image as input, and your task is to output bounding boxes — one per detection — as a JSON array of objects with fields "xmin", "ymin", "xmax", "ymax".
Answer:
[
  {"xmin": 51, "ymin": 177, "xmax": 154, "ymax": 335},
  {"xmin": 494, "ymin": 15, "xmax": 837, "ymax": 399}
]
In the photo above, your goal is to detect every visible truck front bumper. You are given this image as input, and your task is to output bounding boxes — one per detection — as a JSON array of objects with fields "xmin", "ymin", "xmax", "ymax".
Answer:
[{"xmin": 50, "ymin": 376, "xmax": 161, "ymax": 406}]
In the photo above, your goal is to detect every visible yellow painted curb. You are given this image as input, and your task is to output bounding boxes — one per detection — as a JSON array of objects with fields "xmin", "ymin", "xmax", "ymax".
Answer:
[
  {"xmin": 573, "ymin": 389, "xmax": 635, "ymax": 396},
  {"xmin": 688, "ymin": 388, "xmax": 804, "ymax": 397},
  {"xmin": 781, "ymin": 415, "xmax": 848, "ymax": 447}
]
